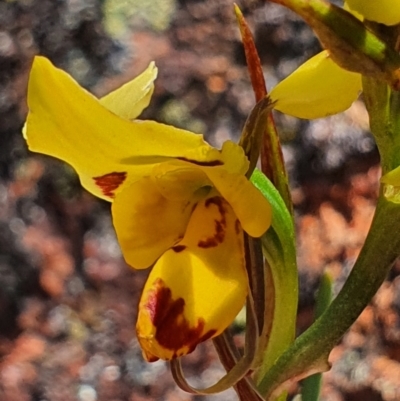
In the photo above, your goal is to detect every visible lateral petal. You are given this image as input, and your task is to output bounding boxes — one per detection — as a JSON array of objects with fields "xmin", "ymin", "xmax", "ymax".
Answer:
[
  {"xmin": 24, "ymin": 56, "xmax": 219, "ymax": 201},
  {"xmin": 202, "ymin": 168, "xmax": 271, "ymax": 237},
  {"xmin": 270, "ymin": 51, "xmax": 362, "ymax": 119},
  {"xmin": 136, "ymin": 196, "xmax": 248, "ymax": 361},
  {"xmin": 112, "ymin": 176, "xmax": 195, "ymax": 269},
  {"xmin": 99, "ymin": 62, "xmax": 157, "ymax": 120}
]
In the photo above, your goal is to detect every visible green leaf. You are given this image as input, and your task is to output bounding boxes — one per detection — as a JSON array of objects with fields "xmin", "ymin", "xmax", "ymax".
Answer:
[{"xmin": 250, "ymin": 169, "xmax": 298, "ymax": 399}]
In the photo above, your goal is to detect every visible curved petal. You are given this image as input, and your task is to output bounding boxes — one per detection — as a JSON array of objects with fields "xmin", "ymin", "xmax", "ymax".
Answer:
[
  {"xmin": 149, "ymin": 141, "xmax": 270, "ymax": 237},
  {"xmin": 99, "ymin": 62, "xmax": 157, "ymax": 120},
  {"xmin": 148, "ymin": 141, "xmax": 251, "ymax": 200},
  {"xmin": 201, "ymin": 168, "xmax": 271, "ymax": 237},
  {"xmin": 24, "ymin": 56, "xmax": 219, "ymax": 201},
  {"xmin": 112, "ymin": 177, "xmax": 195, "ymax": 269},
  {"xmin": 150, "ymin": 161, "xmax": 210, "ymax": 201},
  {"xmin": 270, "ymin": 51, "xmax": 362, "ymax": 119},
  {"xmin": 218, "ymin": 140, "xmax": 249, "ymax": 175},
  {"xmin": 136, "ymin": 196, "xmax": 247, "ymax": 361},
  {"xmin": 346, "ymin": 0, "xmax": 400, "ymax": 25}
]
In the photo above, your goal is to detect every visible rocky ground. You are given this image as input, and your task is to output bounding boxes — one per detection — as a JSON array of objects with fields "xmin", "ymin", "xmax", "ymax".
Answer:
[{"xmin": 0, "ymin": 0, "xmax": 398, "ymax": 400}]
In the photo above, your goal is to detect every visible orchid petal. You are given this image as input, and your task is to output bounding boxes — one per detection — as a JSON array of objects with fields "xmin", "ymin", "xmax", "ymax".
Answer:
[
  {"xmin": 346, "ymin": 0, "xmax": 400, "ymax": 25},
  {"xmin": 218, "ymin": 140, "xmax": 249, "ymax": 175},
  {"xmin": 24, "ymin": 56, "xmax": 219, "ymax": 201},
  {"xmin": 148, "ymin": 144, "xmax": 270, "ymax": 237},
  {"xmin": 270, "ymin": 51, "xmax": 362, "ymax": 119},
  {"xmin": 136, "ymin": 196, "xmax": 247, "ymax": 361},
  {"xmin": 150, "ymin": 161, "xmax": 210, "ymax": 201},
  {"xmin": 202, "ymin": 168, "xmax": 271, "ymax": 237},
  {"xmin": 99, "ymin": 62, "xmax": 157, "ymax": 120},
  {"xmin": 112, "ymin": 176, "xmax": 196, "ymax": 269}
]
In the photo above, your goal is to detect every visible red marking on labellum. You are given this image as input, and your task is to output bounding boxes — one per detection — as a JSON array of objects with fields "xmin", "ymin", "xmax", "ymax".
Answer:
[
  {"xmin": 144, "ymin": 279, "xmax": 216, "ymax": 359},
  {"xmin": 177, "ymin": 157, "xmax": 223, "ymax": 167},
  {"xmin": 198, "ymin": 196, "xmax": 227, "ymax": 248},
  {"xmin": 172, "ymin": 245, "xmax": 186, "ymax": 253},
  {"xmin": 93, "ymin": 171, "xmax": 127, "ymax": 198}
]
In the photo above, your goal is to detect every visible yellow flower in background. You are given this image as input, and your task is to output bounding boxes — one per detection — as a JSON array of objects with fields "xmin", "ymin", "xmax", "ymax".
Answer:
[
  {"xmin": 346, "ymin": 0, "xmax": 400, "ymax": 26},
  {"xmin": 269, "ymin": 50, "xmax": 362, "ymax": 119},
  {"xmin": 24, "ymin": 56, "xmax": 271, "ymax": 362},
  {"xmin": 269, "ymin": 1, "xmax": 400, "ymax": 119}
]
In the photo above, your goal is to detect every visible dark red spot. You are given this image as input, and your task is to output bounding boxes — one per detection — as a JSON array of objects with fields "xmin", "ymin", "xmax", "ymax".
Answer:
[
  {"xmin": 177, "ymin": 157, "xmax": 223, "ymax": 167},
  {"xmin": 93, "ymin": 171, "xmax": 127, "ymax": 198},
  {"xmin": 144, "ymin": 279, "xmax": 213, "ymax": 357},
  {"xmin": 172, "ymin": 245, "xmax": 186, "ymax": 253},
  {"xmin": 198, "ymin": 196, "xmax": 227, "ymax": 248}
]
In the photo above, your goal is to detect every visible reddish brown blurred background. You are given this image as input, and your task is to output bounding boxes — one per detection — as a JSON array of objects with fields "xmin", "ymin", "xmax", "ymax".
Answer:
[{"xmin": 0, "ymin": 0, "xmax": 398, "ymax": 400}]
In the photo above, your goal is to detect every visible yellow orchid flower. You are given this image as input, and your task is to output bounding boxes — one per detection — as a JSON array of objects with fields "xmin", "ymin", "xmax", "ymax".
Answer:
[
  {"xmin": 24, "ymin": 56, "xmax": 272, "ymax": 362},
  {"xmin": 269, "ymin": 0, "xmax": 400, "ymax": 119}
]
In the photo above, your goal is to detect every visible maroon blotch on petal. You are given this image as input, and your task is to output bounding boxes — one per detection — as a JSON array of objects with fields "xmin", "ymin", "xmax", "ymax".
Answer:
[
  {"xmin": 144, "ymin": 279, "xmax": 215, "ymax": 358},
  {"xmin": 198, "ymin": 196, "xmax": 227, "ymax": 248},
  {"xmin": 93, "ymin": 171, "xmax": 127, "ymax": 198}
]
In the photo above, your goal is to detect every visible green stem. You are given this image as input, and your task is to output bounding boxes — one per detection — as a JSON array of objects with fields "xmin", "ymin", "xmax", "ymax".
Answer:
[
  {"xmin": 363, "ymin": 76, "xmax": 400, "ymax": 173},
  {"xmin": 300, "ymin": 273, "xmax": 333, "ymax": 401},
  {"xmin": 257, "ymin": 194, "xmax": 400, "ymax": 399}
]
